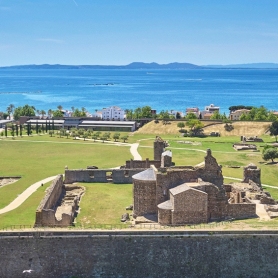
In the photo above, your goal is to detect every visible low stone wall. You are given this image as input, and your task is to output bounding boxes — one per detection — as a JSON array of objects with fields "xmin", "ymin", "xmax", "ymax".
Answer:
[
  {"xmin": 35, "ymin": 175, "xmax": 63, "ymax": 226},
  {"xmin": 1, "ymin": 231, "xmax": 278, "ymax": 278},
  {"xmin": 65, "ymin": 168, "xmax": 145, "ymax": 184},
  {"xmin": 35, "ymin": 175, "xmax": 77, "ymax": 227},
  {"xmin": 125, "ymin": 159, "xmax": 161, "ymax": 169},
  {"xmin": 226, "ymin": 203, "xmax": 256, "ymax": 219}
]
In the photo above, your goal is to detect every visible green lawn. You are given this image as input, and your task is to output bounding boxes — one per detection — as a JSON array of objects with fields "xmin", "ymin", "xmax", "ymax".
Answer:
[{"xmin": 75, "ymin": 183, "xmax": 132, "ymax": 227}]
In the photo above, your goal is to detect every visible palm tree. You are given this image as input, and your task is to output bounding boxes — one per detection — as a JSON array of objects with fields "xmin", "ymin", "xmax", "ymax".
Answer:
[
  {"xmin": 41, "ymin": 110, "xmax": 46, "ymax": 118},
  {"xmin": 57, "ymin": 105, "xmax": 63, "ymax": 111},
  {"xmin": 7, "ymin": 104, "xmax": 15, "ymax": 119},
  {"xmin": 48, "ymin": 109, "xmax": 53, "ymax": 118}
]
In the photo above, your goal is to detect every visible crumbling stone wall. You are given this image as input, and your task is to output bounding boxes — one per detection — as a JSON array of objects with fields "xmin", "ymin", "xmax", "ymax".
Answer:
[
  {"xmin": 125, "ymin": 159, "xmax": 161, "ymax": 169},
  {"xmin": 243, "ymin": 164, "xmax": 261, "ymax": 186},
  {"xmin": 35, "ymin": 175, "xmax": 72, "ymax": 227},
  {"xmin": 65, "ymin": 168, "xmax": 144, "ymax": 184},
  {"xmin": 154, "ymin": 136, "xmax": 167, "ymax": 160}
]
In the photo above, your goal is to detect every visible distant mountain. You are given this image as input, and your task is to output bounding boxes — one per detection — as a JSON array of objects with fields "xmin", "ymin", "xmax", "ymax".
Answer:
[
  {"xmin": 2, "ymin": 62, "xmax": 278, "ymax": 70},
  {"xmin": 0, "ymin": 62, "xmax": 202, "ymax": 70},
  {"xmin": 204, "ymin": 63, "xmax": 278, "ymax": 69}
]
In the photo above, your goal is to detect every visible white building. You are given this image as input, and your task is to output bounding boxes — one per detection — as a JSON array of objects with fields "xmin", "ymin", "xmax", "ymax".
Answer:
[
  {"xmin": 169, "ymin": 110, "xmax": 184, "ymax": 118},
  {"xmin": 101, "ymin": 106, "xmax": 125, "ymax": 121},
  {"xmin": 201, "ymin": 104, "xmax": 220, "ymax": 119}
]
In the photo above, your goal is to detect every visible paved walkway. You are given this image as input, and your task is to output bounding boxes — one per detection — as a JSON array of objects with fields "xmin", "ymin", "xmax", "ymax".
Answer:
[
  {"xmin": 0, "ymin": 176, "xmax": 57, "ymax": 215},
  {"xmin": 130, "ymin": 143, "xmax": 142, "ymax": 160}
]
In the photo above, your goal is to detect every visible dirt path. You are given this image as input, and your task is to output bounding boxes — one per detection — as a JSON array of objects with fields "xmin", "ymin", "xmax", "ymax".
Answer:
[{"xmin": 0, "ymin": 176, "xmax": 57, "ymax": 215}]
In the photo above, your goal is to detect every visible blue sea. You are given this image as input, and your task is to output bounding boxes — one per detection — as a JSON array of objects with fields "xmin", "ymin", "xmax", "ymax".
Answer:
[{"xmin": 0, "ymin": 68, "xmax": 277, "ymax": 115}]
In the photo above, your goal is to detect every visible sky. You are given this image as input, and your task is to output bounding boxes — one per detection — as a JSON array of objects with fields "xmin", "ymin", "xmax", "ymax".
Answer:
[{"xmin": 1, "ymin": 0, "xmax": 278, "ymax": 66}]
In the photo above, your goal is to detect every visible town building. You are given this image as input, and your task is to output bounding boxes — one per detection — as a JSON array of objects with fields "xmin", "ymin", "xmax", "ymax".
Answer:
[
  {"xmin": 22, "ymin": 117, "xmax": 137, "ymax": 132},
  {"xmin": 101, "ymin": 106, "xmax": 125, "ymax": 121},
  {"xmin": 230, "ymin": 109, "xmax": 250, "ymax": 121},
  {"xmin": 185, "ymin": 107, "xmax": 200, "ymax": 118},
  {"xmin": 169, "ymin": 110, "xmax": 184, "ymax": 118},
  {"xmin": 200, "ymin": 104, "xmax": 220, "ymax": 119}
]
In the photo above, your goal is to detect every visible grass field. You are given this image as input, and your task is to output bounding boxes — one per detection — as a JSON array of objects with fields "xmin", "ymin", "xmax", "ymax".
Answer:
[
  {"xmin": 1, "ymin": 122, "xmax": 278, "ymax": 230},
  {"xmin": 75, "ymin": 183, "xmax": 132, "ymax": 226}
]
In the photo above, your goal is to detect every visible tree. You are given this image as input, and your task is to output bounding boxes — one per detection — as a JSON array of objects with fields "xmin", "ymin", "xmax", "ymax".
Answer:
[
  {"xmin": 6, "ymin": 104, "xmax": 15, "ymax": 119},
  {"xmin": 49, "ymin": 130, "xmax": 54, "ymax": 137},
  {"xmin": 41, "ymin": 110, "xmax": 46, "ymax": 118},
  {"xmin": 113, "ymin": 133, "xmax": 121, "ymax": 142},
  {"xmin": 210, "ymin": 111, "xmax": 222, "ymax": 120},
  {"xmin": 177, "ymin": 122, "xmax": 185, "ymax": 131},
  {"xmin": 262, "ymin": 147, "xmax": 278, "ymax": 163},
  {"xmin": 52, "ymin": 110, "xmax": 63, "ymax": 118},
  {"xmin": 269, "ymin": 120, "xmax": 278, "ymax": 142},
  {"xmin": 72, "ymin": 108, "xmax": 86, "ymax": 117},
  {"xmin": 57, "ymin": 105, "xmax": 63, "ymax": 111},
  {"xmin": 186, "ymin": 119, "xmax": 204, "ymax": 136},
  {"xmin": 92, "ymin": 134, "xmax": 98, "ymax": 141},
  {"xmin": 268, "ymin": 112, "xmax": 277, "ymax": 122},
  {"xmin": 141, "ymin": 106, "xmax": 152, "ymax": 118},
  {"xmin": 229, "ymin": 105, "xmax": 254, "ymax": 112},
  {"xmin": 125, "ymin": 109, "xmax": 133, "ymax": 120},
  {"xmin": 185, "ymin": 112, "xmax": 197, "ymax": 120},
  {"xmin": 83, "ymin": 131, "xmax": 89, "ymax": 141},
  {"xmin": 13, "ymin": 105, "xmax": 36, "ymax": 120},
  {"xmin": 48, "ymin": 109, "xmax": 53, "ymax": 118},
  {"xmin": 121, "ymin": 135, "xmax": 128, "ymax": 142},
  {"xmin": 100, "ymin": 135, "xmax": 108, "ymax": 143}
]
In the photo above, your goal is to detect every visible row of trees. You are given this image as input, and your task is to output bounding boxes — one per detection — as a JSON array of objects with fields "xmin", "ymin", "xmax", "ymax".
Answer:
[
  {"xmin": 1, "ymin": 104, "xmax": 88, "ymax": 120},
  {"xmin": 1, "ymin": 124, "xmax": 129, "ymax": 143}
]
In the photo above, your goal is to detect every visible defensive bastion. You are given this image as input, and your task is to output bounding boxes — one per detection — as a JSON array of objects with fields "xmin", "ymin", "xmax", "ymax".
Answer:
[{"xmin": 1, "ymin": 231, "xmax": 278, "ymax": 277}]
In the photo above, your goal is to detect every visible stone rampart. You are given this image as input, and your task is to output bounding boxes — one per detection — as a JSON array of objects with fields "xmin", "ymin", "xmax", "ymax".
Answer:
[{"xmin": 1, "ymin": 232, "xmax": 278, "ymax": 278}]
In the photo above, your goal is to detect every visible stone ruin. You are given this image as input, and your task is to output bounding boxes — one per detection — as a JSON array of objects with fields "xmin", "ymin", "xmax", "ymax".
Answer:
[
  {"xmin": 35, "ymin": 175, "xmax": 85, "ymax": 227},
  {"xmin": 233, "ymin": 143, "xmax": 257, "ymax": 151},
  {"xmin": 37, "ymin": 136, "xmax": 277, "ymax": 227},
  {"xmin": 241, "ymin": 135, "xmax": 264, "ymax": 142},
  {"xmin": 64, "ymin": 136, "xmax": 172, "ymax": 184},
  {"xmin": 132, "ymin": 148, "xmax": 277, "ymax": 225}
]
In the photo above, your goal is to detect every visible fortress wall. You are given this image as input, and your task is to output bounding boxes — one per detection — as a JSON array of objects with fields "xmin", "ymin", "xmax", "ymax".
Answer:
[
  {"xmin": 226, "ymin": 203, "xmax": 257, "ymax": 219},
  {"xmin": 1, "ymin": 232, "xmax": 278, "ymax": 278}
]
